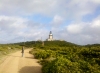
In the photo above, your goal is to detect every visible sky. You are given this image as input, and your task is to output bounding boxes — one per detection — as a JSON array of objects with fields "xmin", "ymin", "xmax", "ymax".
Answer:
[{"xmin": 0, "ymin": 0, "xmax": 100, "ymax": 45}]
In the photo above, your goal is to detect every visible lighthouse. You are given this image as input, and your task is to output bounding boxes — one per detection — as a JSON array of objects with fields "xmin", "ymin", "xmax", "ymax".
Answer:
[
  {"xmin": 47, "ymin": 31, "xmax": 54, "ymax": 41},
  {"xmin": 49, "ymin": 31, "xmax": 53, "ymax": 39}
]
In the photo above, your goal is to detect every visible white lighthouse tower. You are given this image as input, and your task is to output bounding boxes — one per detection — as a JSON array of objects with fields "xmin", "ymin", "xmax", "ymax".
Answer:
[
  {"xmin": 47, "ymin": 31, "xmax": 54, "ymax": 41},
  {"xmin": 49, "ymin": 31, "xmax": 53, "ymax": 39}
]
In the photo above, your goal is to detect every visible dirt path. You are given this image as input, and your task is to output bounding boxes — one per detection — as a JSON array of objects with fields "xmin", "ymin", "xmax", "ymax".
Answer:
[{"xmin": 0, "ymin": 49, "xmax": 42, "ymax": 73}]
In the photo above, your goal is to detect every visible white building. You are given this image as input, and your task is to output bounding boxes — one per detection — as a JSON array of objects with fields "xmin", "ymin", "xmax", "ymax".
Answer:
[{"xmin": 46, "ymin": 31, "xmax": 54, "ymax": 41}]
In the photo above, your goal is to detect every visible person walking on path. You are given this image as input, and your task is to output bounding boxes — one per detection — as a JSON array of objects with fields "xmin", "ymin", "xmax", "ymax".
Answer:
[{"xmin": 22, "ymin": 46, "xmax": 24, "ymax": 57}]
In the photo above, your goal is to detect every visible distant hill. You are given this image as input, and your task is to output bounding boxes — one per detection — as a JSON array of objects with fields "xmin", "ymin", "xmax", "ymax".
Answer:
[{"xmin": 14, "ymin": 40, "xmax": 79, "ymax": 48}]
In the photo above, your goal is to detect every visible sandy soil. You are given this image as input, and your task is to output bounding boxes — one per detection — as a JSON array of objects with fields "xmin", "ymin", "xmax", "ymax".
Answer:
[{"xmin": 0, "ymin": 49, "xmax": 42, "ymax": 73}]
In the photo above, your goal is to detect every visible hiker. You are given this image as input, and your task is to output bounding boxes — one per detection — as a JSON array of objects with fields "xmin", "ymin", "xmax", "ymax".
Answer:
[{"xmin": 22, "ymin": 46, "xmax": 24, "ymax": 57}]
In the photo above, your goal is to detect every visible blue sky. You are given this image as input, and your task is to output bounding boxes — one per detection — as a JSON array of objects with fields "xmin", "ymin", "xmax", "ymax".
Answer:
[{"xmin": 0, "ymin": 0, "xmax": 100, "ymax": 45}]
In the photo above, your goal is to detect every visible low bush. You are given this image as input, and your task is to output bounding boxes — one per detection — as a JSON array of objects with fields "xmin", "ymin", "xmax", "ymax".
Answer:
[
  {"xmin": 34, "ymin": 50, "xmax": 52, "ymax": 59},
  {"xmin": 42, "ymin": 57, "xmax": 80, "ymax": 73}
]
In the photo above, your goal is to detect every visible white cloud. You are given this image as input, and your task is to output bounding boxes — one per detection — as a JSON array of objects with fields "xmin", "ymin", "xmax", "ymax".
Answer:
[
  {"xmin": 67, "ymin": 24, "xmax": 84, "ymax": 34},
  {"xmin": 0, "ymin": 0, "xmax": 100, "ymax": 45},
  {"xmin": 0, "ymin": 0, "xmax": 99, "ymax": 18},
  {"xmin": 57, "ymin": 16, "xmax": 100, "ymax": 45},
  {"xmin": 0, "ymin": 15, "xmax": 100, "ymax": 45},
  {"xmin": 51, "ymin": 15, "xmax": 63, "ymax": 26},
  {"xmin": 0, "ymin": 15, "xmax": 27, "ymax": 33},
  {"xmin": 91, "ymin": 19, "xmax": 100, "ymax": 28},
  {"xmin": 0, "ymin": 15, "xmax": 49, "ymax": 43},
  {"xmin": 0, "ymin": 0, "xmax": 61, "ymax": 16},
  {"xmin": 50, "ymin": 15, "xmax": 100, "ymax": 45}
]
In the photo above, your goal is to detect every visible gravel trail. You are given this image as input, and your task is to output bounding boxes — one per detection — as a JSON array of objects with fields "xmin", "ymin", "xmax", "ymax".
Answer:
[{"xmin": 0, "ymin": 49, "xmax": 42, "ymax": 73}]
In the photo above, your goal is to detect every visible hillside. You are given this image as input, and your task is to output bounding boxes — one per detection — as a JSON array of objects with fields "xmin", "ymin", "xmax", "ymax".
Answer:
[
  {"xmin": 0, "ymin": 44, "xmax": 22, "ymax": 56},
  {"xmin": 0, "ymin": 41, "xmax": 100, "ymax": 73},
  {"xmin": 15, "ymin": 41, "xmax": 78, "ymax": 47},
  {"xmin": 29, "ymin": 41, "xmax": 100, "ymax": 73}
]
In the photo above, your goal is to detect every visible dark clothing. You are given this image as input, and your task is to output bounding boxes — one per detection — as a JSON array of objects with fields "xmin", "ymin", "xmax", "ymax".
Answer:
[
  {"xmin": 22, "ymin": 47, "xmax": 24, "ymax": 53},
  {"xmin": 22, "ymin": 47, "xmax": 24, "ymax": 57}
]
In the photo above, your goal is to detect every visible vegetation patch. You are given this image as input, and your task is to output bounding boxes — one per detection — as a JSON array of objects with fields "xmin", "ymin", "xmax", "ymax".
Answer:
[
  {"xmin": 29, "ymin": 41, "xmax": 100, "ymax": 73},
  {"xmin": 0, "ymin": 44, "xmax": 22, "ymax": 57}
]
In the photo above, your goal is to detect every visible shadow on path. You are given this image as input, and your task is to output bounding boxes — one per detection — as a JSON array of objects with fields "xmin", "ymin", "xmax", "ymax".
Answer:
[{"xmin": 19, "ymin": 66, "xmax": 42, "ymax": 73}]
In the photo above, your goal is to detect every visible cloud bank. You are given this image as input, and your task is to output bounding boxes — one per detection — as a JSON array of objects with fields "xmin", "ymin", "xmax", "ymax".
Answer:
[{"xmin": 0, "ymin": 0, "xmax": 100, "ymax": 45}]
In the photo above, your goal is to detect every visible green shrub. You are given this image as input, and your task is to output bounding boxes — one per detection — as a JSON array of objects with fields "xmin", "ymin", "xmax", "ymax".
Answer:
[
  {"xmin": 28, "ymin": 41, "xmax": 100, "ymax": 73},
  {"xmin": 42, "ymin": 57, "xmax": 80, "ymax": 73},
  {"xmin": 34, "ymin": 50, "xmax": 52, "ymax": 59}
]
